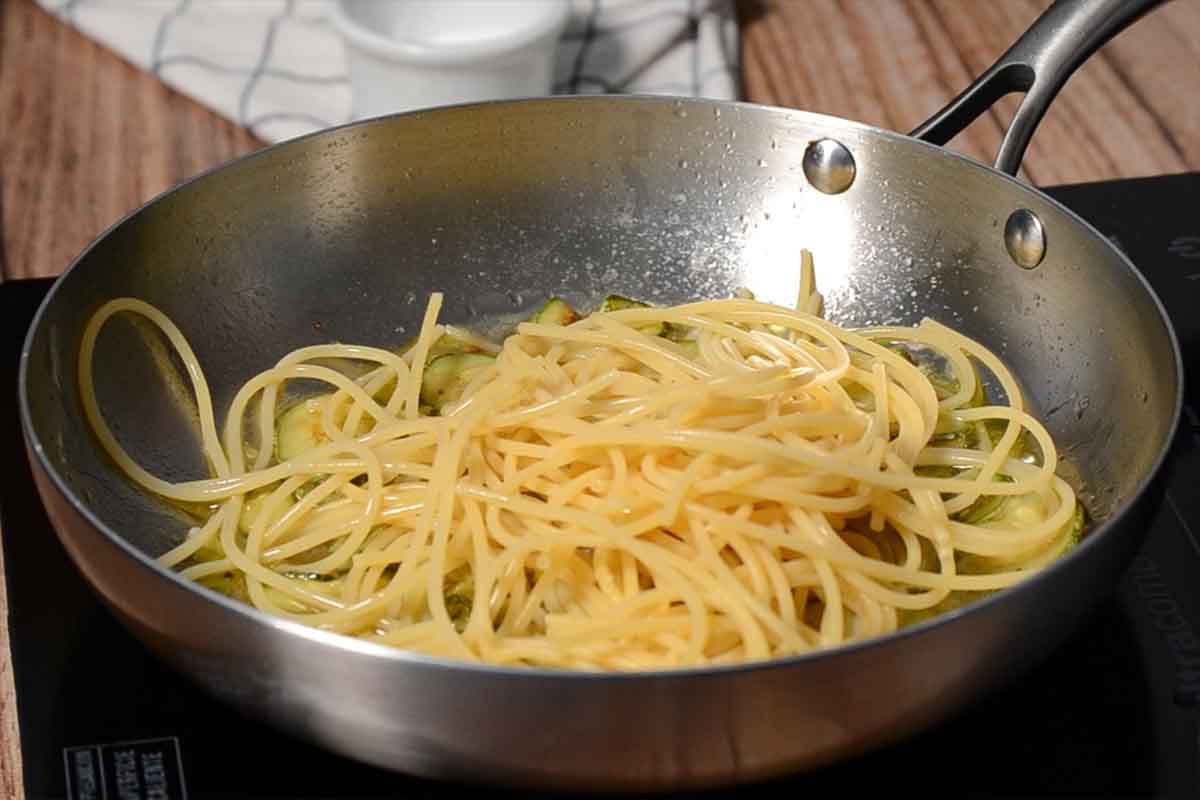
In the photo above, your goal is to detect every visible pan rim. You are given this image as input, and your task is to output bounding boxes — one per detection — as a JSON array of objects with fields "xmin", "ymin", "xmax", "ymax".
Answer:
[{"xmin": 17, "ymin": 93, "xmax": 1188, "ymax": 683}]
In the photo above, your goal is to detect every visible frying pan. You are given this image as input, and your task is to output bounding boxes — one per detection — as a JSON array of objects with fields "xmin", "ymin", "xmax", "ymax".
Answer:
[{"xmin": 18, "ymin": 0, "xmax": 1183, "ymax": 790}]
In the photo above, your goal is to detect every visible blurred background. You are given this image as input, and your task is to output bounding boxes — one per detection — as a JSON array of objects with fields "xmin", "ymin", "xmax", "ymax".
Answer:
[{"xmin": 2, "ymin": 0, "xmax": 1199, "ymax": 281}]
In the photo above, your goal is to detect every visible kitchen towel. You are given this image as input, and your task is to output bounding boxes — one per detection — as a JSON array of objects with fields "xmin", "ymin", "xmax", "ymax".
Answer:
[{"xmin": 36, "ymin": 0, "xmax": 741, "ymax": 143}]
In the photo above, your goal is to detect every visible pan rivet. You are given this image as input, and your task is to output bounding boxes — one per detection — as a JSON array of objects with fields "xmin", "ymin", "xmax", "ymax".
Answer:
[
  {"xmin": 1004, "ymin": 209, "xmax": 1046, "ymax": 269},
  {"xmin": 803, "ymin": 139, "xmax": 856, "ymax": 194}
]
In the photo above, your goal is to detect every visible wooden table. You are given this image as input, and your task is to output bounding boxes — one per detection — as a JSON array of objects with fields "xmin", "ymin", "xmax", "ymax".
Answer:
[{"xmin": 2, "ymin": 0, "xmax": 1199, "ymax": 795}]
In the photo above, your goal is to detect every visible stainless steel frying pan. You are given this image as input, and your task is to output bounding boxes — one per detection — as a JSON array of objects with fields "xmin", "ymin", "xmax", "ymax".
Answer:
[{"xmin": 18, "ymin": 0, "xmax": 1182, "ymax": 790}]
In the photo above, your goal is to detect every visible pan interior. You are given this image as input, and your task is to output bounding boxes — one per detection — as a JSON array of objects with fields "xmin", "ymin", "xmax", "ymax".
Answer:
[{"xmin": 23, "ymin": 97, "xmax": 1177, "ymax": 559}]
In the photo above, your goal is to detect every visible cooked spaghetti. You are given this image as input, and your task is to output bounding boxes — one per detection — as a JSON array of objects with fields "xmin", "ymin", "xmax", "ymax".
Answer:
[{"xmin": 78, "ymin": 252, "xmax": 1083, "ymax": 670}]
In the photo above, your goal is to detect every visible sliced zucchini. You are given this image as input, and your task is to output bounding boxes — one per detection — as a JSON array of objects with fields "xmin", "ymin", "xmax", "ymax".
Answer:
[
  {"xmin": 904, "ymin": 500, "xmax": 1086, "ymax": 628},
  {"xmin": 600, "ymin": 294, "xmax": 648, "ymax": 313},
  {"xmin": 292, "ymin": 478, "xmax": 322, "ymax": 502},
  {"xmin": 922, "ymin": 367, "xmax": 961, "ymax": 403},
  {"xmin": 600, "ymin": 294, "xmax": 668, "ymax": 337},
  {"xmin": 958, "ymin": 499, "xmax": 1086, "ymax": 575},
  {"xmin": 419, "ymin": 353, "xmax": 496, "ymax": 413},
  {"xmin": 955, "ymin": 478, "xmax": 1053, "ymax": 530},
  {"xmin": 429, "ymin": 333, "xmax": 483, "ymax": 358},
  {"xmin": 952, "ymin": 488, "xmax": 1011, "ymax": 525},
  {"xmin": 239, "ymin": 491, "xmax": 271, "ymax": 533},
  {"xmin": 931, "ymin": 416, "xmax": 1026, "ymax": 463},
  {"xmin": 444, "ymin": 594, "xmax": 472, "ymax": 632},
  {"xmin": 365, "ymin": 332, "xmax": 488, "ymax": 413},
  {"xmin": 443, "ymin": 565, "xmax": 474, "ymax": 632},
  {"xmin": 276, "ymin": 395, "xmax": 333, "ymax": 462},
  {"xmin": 981, "ymin": 419, "xmax": 1029, "ymax": 462},
  {"xmin": 529, "ymin": 298, "xmax": 579, "ymax": 326},
  {"xmin": 930, "ymin": 424, "xmax": 979, "ymax": 450},
  {"xmin": 395, "ymin": 332, "xmax": 483, "ymax": 361},
  {"xmin": 935, "ymin": 365, "xmax": 986, "ymax": 418},
  {"xmin": 886, "ymin": 344, "xmax": 919, "ymax": 367},
  {"xmin": 664, "ymin": 324, "xmax": 694, "ymax": 342}
]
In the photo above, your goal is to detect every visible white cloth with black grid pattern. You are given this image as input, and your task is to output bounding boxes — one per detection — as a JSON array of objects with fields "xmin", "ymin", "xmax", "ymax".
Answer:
[{"xmin": 37, "ymin": 0, "xmax": 740, "ymax": 143}]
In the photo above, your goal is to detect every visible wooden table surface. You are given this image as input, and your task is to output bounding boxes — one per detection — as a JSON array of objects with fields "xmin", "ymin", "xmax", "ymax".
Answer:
[{"xmin": 2, "ymin": 0, "xmax": 1200, "ymax": 795}]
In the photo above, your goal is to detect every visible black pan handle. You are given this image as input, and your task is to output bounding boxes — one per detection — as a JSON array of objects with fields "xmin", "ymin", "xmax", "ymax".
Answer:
[{"xmin": 911, "ymin": 0, "xmax": 1169, "ymax": 176}]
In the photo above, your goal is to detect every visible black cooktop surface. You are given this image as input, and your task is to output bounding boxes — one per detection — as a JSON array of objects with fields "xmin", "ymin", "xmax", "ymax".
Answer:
[{"xmin": 4, "ymin": 174, "xmax": 1200, "ymax": 799}]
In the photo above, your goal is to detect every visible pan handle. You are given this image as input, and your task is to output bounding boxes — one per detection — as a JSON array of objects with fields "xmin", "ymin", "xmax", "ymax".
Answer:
[{"xmin": 910, "ymin": 0, "xmax": 1169, "ymax": 176}]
